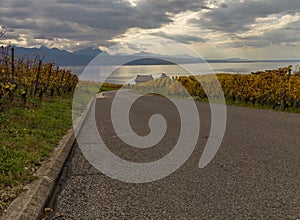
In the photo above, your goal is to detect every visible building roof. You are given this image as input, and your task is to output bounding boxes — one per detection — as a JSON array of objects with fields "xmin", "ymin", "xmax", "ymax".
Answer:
[
  {"xmin": 134, "ymin": 75, "xmax": 154, "ymax": 83},
  {"xmin": 159, "ymin": 73, "xmax": 168, "ymax": 78}
]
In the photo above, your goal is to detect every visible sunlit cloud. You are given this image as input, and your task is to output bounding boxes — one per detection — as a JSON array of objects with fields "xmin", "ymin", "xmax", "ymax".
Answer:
[{"xmin": 0, "ymin": 0, "xmax": 299, "ymax": 59}]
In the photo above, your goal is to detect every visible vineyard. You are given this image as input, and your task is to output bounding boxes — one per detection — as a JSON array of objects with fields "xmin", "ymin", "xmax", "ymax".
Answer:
[
  {"xmin": 134, "ymin": 67, "xmax": 300, "ymax": 110},
  {"xmin": 0, "ymin": 46, "xmax": 78, "ymax": 110},
  {"xmin": 0, "ymin": 45, "xmax": 81, "ymax": 210}
]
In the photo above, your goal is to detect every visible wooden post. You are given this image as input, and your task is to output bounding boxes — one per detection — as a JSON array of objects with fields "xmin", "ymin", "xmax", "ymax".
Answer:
[
  {"xmin": 57, "ymin": 70, "xmax": 64, "ymax": 96},
  {"xmin": 34, "ymin": 60, "xmax": 42, "ymax": 96},
  {"xmin": 11, "ymin": 47, "xmax": 15, "ymax": 84},
  {"xmin": 46, "ymin": 64, "xmax": 53, "ymax": 87},
  {"xmin": 60, "ymin": 71, "xmax": 65, "ymax": 84},
  {"xmin": 50, "ymin": 66, "xmax": 59, "ymax": 97},
  {"xmin": 287, "ymin": 68, "xmax": 292, "ymax": 81},
  {"xmin": 55, "ymin": 66, "xmax": 59, "ymax": 77},
  {"xmin": 4, "ymin": 47, "xmax": 9, "ymax": 76},
  {"xmin": 280, "ymin": 67, "xmax": 292, "ymax": 110},
  {"xmin": 65, "ymin": 72, "xmax": 71, "ymax": 93}
]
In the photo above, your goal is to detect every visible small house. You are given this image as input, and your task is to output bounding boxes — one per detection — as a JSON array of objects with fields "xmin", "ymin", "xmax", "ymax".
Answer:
[
  {"xmin": 159, "ymin": 73, "xmax": 168, "ymax": 79},
  {"xmin": 134, "ymin": 75, "xmax": 154, "ymax": 84}
]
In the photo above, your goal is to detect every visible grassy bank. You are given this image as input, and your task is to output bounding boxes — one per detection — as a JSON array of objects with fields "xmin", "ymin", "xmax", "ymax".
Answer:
[
  {"xmin": 0, "ymin": 96, "xmax": 73, "ymax": 211},
  {"xmin": 0, "ymin": 82, "xmax": 122, "ymax": 213}
]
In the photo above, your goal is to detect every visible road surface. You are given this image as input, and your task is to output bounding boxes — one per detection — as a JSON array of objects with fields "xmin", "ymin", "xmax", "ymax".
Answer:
[{"xmin": 48, "ymin": 90, "xmax": 300, "ymax": 219}]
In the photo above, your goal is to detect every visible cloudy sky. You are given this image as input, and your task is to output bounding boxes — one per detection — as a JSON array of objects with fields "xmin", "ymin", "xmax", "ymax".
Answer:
[{"xmin": 1, "ymin": 0, "xmax": 300, "ymax": 59}]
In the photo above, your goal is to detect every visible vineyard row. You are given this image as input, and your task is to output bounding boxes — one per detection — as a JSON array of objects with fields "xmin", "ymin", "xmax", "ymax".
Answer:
[
  {"xmin": 134, "ymin": 67, "xmax": 300, "ymax": 109},
  {"xmin": 0, "ymin": 46, "xmax": 78, "ymax": 107}
]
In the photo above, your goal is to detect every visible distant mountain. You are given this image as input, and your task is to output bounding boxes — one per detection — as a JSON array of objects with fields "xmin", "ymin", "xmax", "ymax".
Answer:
[
  {"xmin": 119, "ymin": 52, "xmax": 255, "ymax": 64},
  {"xmin": 121, "ymin": 52, "xmax": 205, "ymax": 65},
  {"xmin": 207, "ymin": 58, "xmax": 255, "ymax": 63},
  {"xmin": 14, "ymin": 46, "xmax": 273, "ymax": 67},
  {"xmin": 73, "ymin": 48, "xmax": 103, "ymax": 57},
  {"xmin": 125, "ymin": 58, "xmax": 175, "ymax": 66},
  {"xmin": 131, "ymin": 51, "xmax": 161, "ymax": 57},
  {"xmin": 14, "ymin": 46, "xmax": 103, "ymax": 66},
  {"xmin": 224, "ymin": 58, "xmax": 250, "ymax": 62},
  {"xmin": 129, "ymin": 51, "xmax": 200, "ymax": 60}
]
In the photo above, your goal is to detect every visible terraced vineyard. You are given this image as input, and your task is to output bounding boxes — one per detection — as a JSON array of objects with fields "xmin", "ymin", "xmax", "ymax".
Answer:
[{"xmin": 134, "ymin": 67, "xmax": 300, "ymax": 110}]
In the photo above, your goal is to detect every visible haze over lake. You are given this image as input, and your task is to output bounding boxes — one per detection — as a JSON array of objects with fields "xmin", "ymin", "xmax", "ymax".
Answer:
[{"xmin": 69, "ymin": 61, "xmax": 300, "ymax": 84}]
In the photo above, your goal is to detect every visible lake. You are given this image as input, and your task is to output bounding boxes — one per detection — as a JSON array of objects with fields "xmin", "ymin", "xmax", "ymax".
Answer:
[{"xmin": 68, "ymin": 61, "xmax": 300, "ymax": 84}]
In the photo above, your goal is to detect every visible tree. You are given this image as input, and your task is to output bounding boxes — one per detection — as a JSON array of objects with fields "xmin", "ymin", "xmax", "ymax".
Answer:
[{"xmin": 0, "ymin": 27, "xmax": 5, "ymax": 39}]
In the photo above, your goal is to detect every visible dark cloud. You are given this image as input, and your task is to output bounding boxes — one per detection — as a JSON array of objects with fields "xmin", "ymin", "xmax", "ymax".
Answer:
[
  {"xmin": 191, "ymin": 0, "xmax": 300, "ymax": 33},
  {"xmin": 1, "ymin": 0, "xmax": 299, "ymax": 50},
  {"xmin": 239, "ymin": 20, "xmax": 300, "ymax": 47},
  {"xmin": 220, "ymin": 3, "xmax": 228, "ymax": 8},
  {"xmin": 152, "ymin": 31, "xmax": 206, "ymax": 44},
  {"xmin": 0, "ymin": 0, "xmax": 208, "ymax": 49},
  {"xmin": 187, "ymin": 0, "xmax": 300, "ymax": 48}
]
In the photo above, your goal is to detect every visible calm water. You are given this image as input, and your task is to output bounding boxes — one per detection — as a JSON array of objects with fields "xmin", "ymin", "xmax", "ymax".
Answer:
[{"xmin": 68, "ymin": 61, "xmax": 300, "ymax": 84}]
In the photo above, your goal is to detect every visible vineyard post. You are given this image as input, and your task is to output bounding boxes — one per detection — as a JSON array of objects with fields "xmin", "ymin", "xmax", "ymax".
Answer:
[
  {"xmin": 60, "ymin": 72, "xmax": 65, "ymax": 83},
  {"xmin": 4, "ymin": 47, "xmax": 9, "ymax": 76},
  {"xmin": 11, "ymin": 47, "xmax": 15, "ymax": 84},
  {"xmin": 65, "ymin": 72, "xmax": 71, "ymax": 93},
  {"xmin": 50, "ymin": 66, "xmax": 59, "ymax": 96},
  {"xmin": 9, "ymin": 46, "xmax": 16, "ymax": 99},
  {"xmin": 58, "ymin": 71, "xmax": 65, "ymax": 96},
  {"xmin": 55, "ymin": 66, "xmax": 59, "ymax": 77},
  {"xmin": 45, "ymin": 63, "xmax": 53, "ymax": 92},
  {"xmin": 26, "ymin": 58, "xmax": 29, "ymax": 74},
  {"xmin": 34, "ymin": 60, "xmax": 42, "ymax": 96},
  {"xmin": 280, "ymin": 67, "xmax": 292, "ymax": 110},
  {"xmin": 23, "ymin": 58, "xmax": 30, "ymax": 104}
]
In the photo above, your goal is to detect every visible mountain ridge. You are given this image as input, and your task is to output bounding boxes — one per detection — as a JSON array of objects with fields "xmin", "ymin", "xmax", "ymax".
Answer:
[
  {"xmin": 11, "ymin": 46, "xmax": 300, "ymax": 66},
  {"xmin": 14, "ymin": 46, "xmax": 102, "ymax": 66}
]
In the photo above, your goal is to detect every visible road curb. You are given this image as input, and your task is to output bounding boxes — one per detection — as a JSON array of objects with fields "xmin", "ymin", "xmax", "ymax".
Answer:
[
  {"xmin": 1, "ymin": 94, "xmax": 100, "ymax": 220},
  {"xmin": 1, "ymin": 129, "xmax": 75, "ymax": 220}
]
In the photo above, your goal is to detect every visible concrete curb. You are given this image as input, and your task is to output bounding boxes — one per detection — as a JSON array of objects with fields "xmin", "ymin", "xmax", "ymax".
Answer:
[
  {"xmin": 1, "ymin": 129, "xmax": 75, "ymax": 220},
  {"xmin": 1, "ymin": 94, "xmax": 102, "ymax": 220}
]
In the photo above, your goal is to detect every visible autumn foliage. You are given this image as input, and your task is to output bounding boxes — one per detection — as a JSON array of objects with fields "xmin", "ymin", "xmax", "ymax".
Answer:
[
  {"xmin": 134, "ymin": 67, "xmax": 300, "ymax": 109},
  {"xmin": 0, "ymin": 46, "xmax": 78, "ymax": 108}
]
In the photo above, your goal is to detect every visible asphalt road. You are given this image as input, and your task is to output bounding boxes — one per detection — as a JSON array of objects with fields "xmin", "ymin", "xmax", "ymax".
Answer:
[{"xmin": 48, "ymin": 90, "xmax": 300, "ymax": 219}]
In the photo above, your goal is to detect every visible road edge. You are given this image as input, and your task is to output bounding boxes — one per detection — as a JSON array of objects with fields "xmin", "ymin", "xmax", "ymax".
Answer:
[{"xmin": 1, "ymin": 94, "xmax": 100, "ymax": 220}]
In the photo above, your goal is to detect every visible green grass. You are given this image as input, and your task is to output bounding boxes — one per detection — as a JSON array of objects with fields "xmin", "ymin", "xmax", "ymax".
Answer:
[
  {"xmin": 72, "ymin": 85, "xmax": 121, "ymax": 119},
  {"xmin": 99, "ymin": 86, "xmax": 118, "ymax": 92},
  {"xmin": 72, "ymin": 84, "xmax": 100, "ymax": 118},
  {"xmin": 0, "ymin": 97, "xmax": 73, "ymax": 210},
  {"xmin": 0, "ymin": 84, "xmax": 121, "ymax": 212}
]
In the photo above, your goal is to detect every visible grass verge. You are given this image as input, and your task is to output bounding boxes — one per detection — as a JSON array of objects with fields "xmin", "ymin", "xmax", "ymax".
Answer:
[
  {"xmin": 0, "ymin": 96, "xmax": 73, "ymax": 212},
  {"xmin": 0, "ymin": 84, "xmax": 122, "ymax": 214}
]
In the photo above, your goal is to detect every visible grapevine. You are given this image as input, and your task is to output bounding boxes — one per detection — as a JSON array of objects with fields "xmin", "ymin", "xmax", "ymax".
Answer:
[
  {"xmin": 134, "ymin": 67, "xmax": 300, "ymax": 109},
  {"xmin": 0, "ymin": 46, "xmax": 79, "ymax": 109}
]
